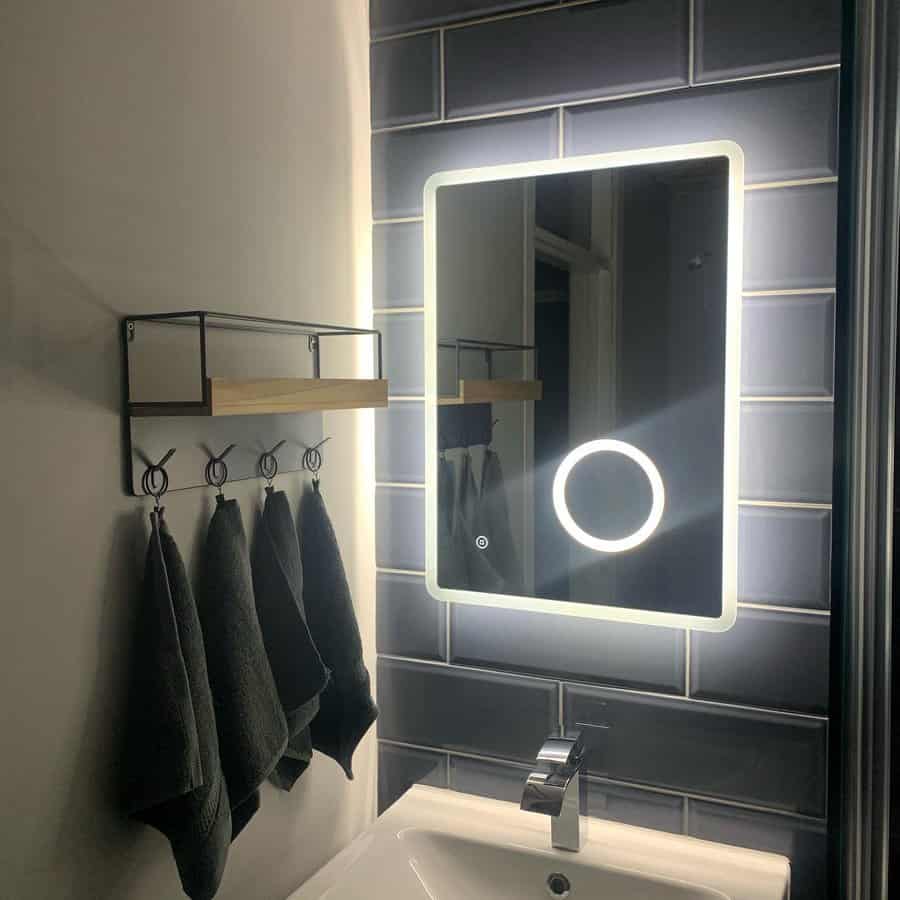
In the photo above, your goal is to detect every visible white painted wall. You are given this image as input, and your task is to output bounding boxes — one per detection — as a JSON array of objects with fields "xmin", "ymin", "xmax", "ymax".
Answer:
[{"xmin": 0, "ymin": 3, "xmax": 375, "ymax": 898}]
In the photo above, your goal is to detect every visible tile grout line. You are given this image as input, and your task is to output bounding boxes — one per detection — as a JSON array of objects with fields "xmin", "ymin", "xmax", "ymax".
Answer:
[
  {"xmin": 688, "ymin": 0, "xmax": 695, "ymax": 86},
  {"xmin": 738, "ymin": 499, "xmax": 831, "ymax": 510},
  {"xmin": 558, "ymin": 107, "xmax": 565, "ymax": 158},
  {"xmin": 377, "ymin": 566, "xmax": 427, "ymax": 577},
  {"xmin": 371, "ymin": 0, "xmax": 620, "ymax": 44},
  {"xmin": 684, "ymin": 628, "xmax": 692, "ymax": 697},
  {"xmin": 682, "ymin": 798, "xmax": 691, "ymax": 835},
  {"xmin": 439, "ymin": 28, "xmax": 446, "ymax": 120},
  {"xmin": 738, "ymin": 601, "xmax": 831, "ymax": 617},
  {"xmin": 377, "ymin": 653, "xmax": 830, "ymax": 721},
  {"xmin": 446, "ymin": 596, "xmax": 452, "ymax": 663},
  {"xmin": 742, "ymin": 287, "xmax": 835, "ymax": 296},
  {"xmin": 558, "ymin": 682, "xmax": 566, "ymax": 733},
  {"xmin": 370, "ymin": 64, "xmax": 841, "ymax": 134},
  {"xmin": 377, "ymin": 737, "xmax": 828, "ymax": 823},
  {"xmin": 741, "ymin": 395, "xmax": 834, "ymax": 402},
  {"xmin": 745, "ymin": 176, "xmax": 838, "ymax": 190}
]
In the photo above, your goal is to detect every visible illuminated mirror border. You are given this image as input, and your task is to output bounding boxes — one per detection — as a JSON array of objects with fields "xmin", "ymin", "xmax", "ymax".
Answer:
[{"xmin": 423, "ymin": 141, "xmax": 743, "ymax": 632}]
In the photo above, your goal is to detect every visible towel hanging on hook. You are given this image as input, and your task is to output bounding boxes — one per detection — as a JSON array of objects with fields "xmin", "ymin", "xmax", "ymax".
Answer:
[
  {"xmin": 141, "ymin": 448, "xmax": 176, "ymax": 510},
  {"xmin": 259, "ymin": 440, "xmax": 286, "ymax": 492},
  {"xmin": 205, "ymin": 444, "xmax": 236, "ymax": 499},
  {"xmin": 303, "ymin": 437, "xmax": 331, "ymax": 490}
]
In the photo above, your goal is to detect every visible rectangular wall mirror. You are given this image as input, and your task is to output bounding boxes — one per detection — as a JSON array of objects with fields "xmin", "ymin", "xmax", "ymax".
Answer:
[{"xmin": 424, "ymin": 142, "xmax": 744, "ymax": 631}]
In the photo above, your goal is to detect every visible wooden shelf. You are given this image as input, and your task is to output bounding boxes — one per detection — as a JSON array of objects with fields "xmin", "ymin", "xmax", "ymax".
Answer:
[
  {"xmin": 130, "ymin": 377, "xmax": 389, "ymax": 417},
  {"xmin": 438, "ymin": 378, "xmax": 543, "ymax": 406}
]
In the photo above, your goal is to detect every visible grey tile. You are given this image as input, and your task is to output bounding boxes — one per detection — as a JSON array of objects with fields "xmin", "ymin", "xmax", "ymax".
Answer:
[
  {"xmin": 372, "ymin": 109, "xmax": 559, "ymax": 219},
  {"xmin": 373, "ymin": 223, "xmax": 424, "ymax": 306},
  {"xmin": 740, "ymin": 402, "xmax": 834, "ymax": 503},
  {"xmin": 564, "ymin": 684, "xmax": 827, "ymax": 816},
  {"xmin": 376, "ymin": 486, "xmax": 426, "ymax": 570},
  {"xmin": 586, "ymin": 778, "xmax": 685, "ymax": 835},
  {"xmin": 444, "ymin": 0, "xmax": 688, "ymax": 118},
  {"xmin": 370, "ymin": 0, "xmax": 553, "ymax": 37},
  {"xmin": 378, "ymin": 657, "xmax": 559, "ymax": 762},
  {"xmin": 377, "ymin": 571, "xmax": 446, "ymax": 661},
  {"xmin": 690, "ymin": 608, "xmax": 830, "ymax": 715},
  {"xmin": 695, "ymin": 0, "xmax": 841, "ymax": 83},
  {"xmin": 565, "ymin": 71, "xmax": 838, "ymax": 185},
  {"xmin": 447, "ymin": 757, "xmax": 684, "ymax": 833},
  {"xmin": 372, "ymin": 33, "xmax": 441, "ymax": 129},
  {"xmin": 451, "ymin": 604, "xmax": 685, "ymax": 694},
  {"xmin": 379, "ymin": 743, "xmax": 448, "ymax": 813},
  {"xmin": 449, "ymin": 755, "xmax": 530, "ymax": 803},
  {"xmin": 741, "ymin": 294, "xmax": 835, "ymax": 396},
  {"xmin": 738, "ymin": 506, "xmax": 831, "ymax": 610},
  {"xmin": 744, "ymin": 183, "xmax": 838, "ymax": 292},
  {"xmin": 688, "ymin": 800, "xmax": 827, "ymax": 900},
  {"xmin": 376, "ymin": 400, "xmax": 425, "ymax": 484},
  {"xmin": 376, "ymin": 311, "xmax": 424, "ymax": 397}
]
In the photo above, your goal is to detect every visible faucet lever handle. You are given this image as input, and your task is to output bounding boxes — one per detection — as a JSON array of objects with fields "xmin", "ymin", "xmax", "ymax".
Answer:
[{"xmin": 536, "ymin": 733, "xmax": 585, "ymax": 770}]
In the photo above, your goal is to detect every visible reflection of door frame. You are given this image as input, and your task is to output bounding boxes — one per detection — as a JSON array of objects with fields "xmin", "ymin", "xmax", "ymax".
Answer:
[{"xmin": 532, "ymin": 220, "xmax": 611, "ymax": 600}]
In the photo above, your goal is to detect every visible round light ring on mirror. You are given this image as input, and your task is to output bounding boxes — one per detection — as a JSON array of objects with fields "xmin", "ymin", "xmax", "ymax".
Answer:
[{"xmin": 552, "ymin": 439, "xmax": 665, "ymax": 553}]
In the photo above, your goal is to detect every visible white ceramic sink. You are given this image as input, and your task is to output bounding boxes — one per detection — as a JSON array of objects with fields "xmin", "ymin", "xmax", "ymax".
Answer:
[{"xmin": 288, "ymin": 785, "xmax": 790, "ymax": 900}]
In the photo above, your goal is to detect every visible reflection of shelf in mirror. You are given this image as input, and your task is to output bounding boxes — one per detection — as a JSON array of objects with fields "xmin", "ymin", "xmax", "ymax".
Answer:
[
  {"xmin": 131, "ymin": 377, "xmax": 389, "ymax": 417},
  {"xmin": 438, "ymin": 378, "xmax": 543, "ymax": 406}
]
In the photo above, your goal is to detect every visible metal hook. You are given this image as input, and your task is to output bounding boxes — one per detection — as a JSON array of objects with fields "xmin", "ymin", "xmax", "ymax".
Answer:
[
  {"xmin": 303, "ymin": 436, "xmax": 331, "ymax": 484},
  {"xmin": 205, "ymin": 443, "xmax": 236, "ymax": 495},
  {"xmin": 259, "ymin": 440, "xmax": 286, "ymax": 488},
  {"xmin": 142, "ymin": 448, "xmax": 176, "ymax": 510}
]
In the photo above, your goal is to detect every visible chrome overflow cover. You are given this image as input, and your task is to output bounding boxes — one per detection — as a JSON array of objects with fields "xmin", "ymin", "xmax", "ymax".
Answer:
[{"xmin": 546, "ymin": 872, "xmax": 571, "ymax": 898}]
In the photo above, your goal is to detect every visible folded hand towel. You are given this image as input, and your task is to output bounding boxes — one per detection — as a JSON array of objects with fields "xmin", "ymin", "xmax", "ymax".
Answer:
[
  {"xmin": 198, "ymin": 496, "xmax": 288, "ymax": 838},
  {"xmin": 298, "ymin": 482, "xmax": 377, "ymax": 779},
  {"xmin": 251, "ymin": 488, "xmax": 330, "ymax": 790},
  {"xmin": 123, "ymin": 510, "xmax": 231, "ymax": 900},
  {"xmin": 437, "ymin": 453, "xmax": 469, "ymax": 590},
  {"xmin": 474, "ymin": 448, "xmax": 523, "ymax": 594}
]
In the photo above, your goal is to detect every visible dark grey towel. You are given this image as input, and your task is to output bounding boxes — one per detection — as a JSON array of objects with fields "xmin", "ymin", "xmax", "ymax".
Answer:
[
  {"xmin": 123, "ymin": 510, "xmax": 231, "ymax": 900},
  {"xmin": 473, "ymin": 449, "xmax": 523, "ymax": 594},
  {"xmin": 251, "ymin": 487, "xmax": 329, "ymax": 790},
  {"xmin": 437, "ymin": 453, "xmax": 469, "ymax": 590},
  {"xmin": 459, "ymin": 451, "xmax": 506, "ymax": 593},
  {"xmin": 198, "ymin": 496, "xmax": 288, "ymax": 839},
  {"xmin": 298, "ymin": 482, "xmax": 377, "ymax": 779}
]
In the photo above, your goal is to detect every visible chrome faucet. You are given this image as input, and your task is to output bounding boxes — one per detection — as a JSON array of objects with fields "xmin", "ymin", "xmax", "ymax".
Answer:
[{"xmin": 520, "ymin": 731, "xmax": 586, "ymax": 852}]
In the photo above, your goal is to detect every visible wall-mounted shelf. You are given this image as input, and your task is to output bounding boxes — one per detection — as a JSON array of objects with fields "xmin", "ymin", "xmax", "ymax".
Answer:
[
  {"xmin": 122, "ymin": 310, "xmax": 385, "ymax": 494},
  {"xmin": 439, "ymin": 378, "xmax": 543, "ymax": 406},
  {"xmin": 131, "ymin": 377, "xmax": 388, "ymax": 417},
  {"xmin": 438, "ymin": 337, "xmax": 540, "ymax": 406}
]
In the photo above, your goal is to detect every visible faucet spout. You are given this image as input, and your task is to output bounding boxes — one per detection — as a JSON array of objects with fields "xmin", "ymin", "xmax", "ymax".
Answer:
[{"xmin": 521, "ymin": 733, "xmax": 586, "ymax": 852}]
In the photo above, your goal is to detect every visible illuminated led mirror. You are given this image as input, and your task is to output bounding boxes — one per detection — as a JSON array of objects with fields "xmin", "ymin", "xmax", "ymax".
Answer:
[{"xmin": 424, "ymin": 142, "xmax": 743, "ymax": 631}]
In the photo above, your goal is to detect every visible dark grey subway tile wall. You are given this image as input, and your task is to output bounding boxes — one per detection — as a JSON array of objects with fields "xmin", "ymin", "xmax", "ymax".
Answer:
[
  {"xmin": 376, "ymin": 401, "xmax": 425, "ymax": 484},
  {"xmin": 371, "ymin": 33, "xmax": 441, "ymax": 128},
  {"xmin": 695, "ymin": 0, "xmax": 841, "ymax": 83},
  {"xmin": 743, "ymin": 183, "xmax": 838, "ymax": 291},
  {"xmin": 373, "ymin": 223, "xmax": 423, "ymax": 303},
  {"xmin": 376, "ymin": 486, "xmax": 425, "ymax": 570},
  {"xmin": 564, "ymin": 685, "xmax": 828, "ymax": 816},
  {"xmin": 444, "ymin": 0, "xmax": 688, "ymax": 118},
  {"xmin": 564, "ymin": 71, "xmax": 838, "ymax": 185},
  {"xmin": 688, "ymin": 801, "xmax": 827, "ymax": 900},
  {"xmin": 370, "ymin": 0, "xmax": 553, "ymax": 37},
  {"xmin": 378, "ymin": 657, "xmax": 559, "ymax": 762},
  {"xmin": 377, "ymin": 572, "xmax": 445, "ymax": 661},
  {"xmin": 379, "ymin": 743, "xmax": 448, "ymax": 813},
  {"xmin": 448, "ymin": 755, "xmax": 530, "ymax": 803},
  {"xmin": 372, "ymin": 109, "xmax": 559, "ymax": 219},
  {"xmin": 375, "ymin": 311, "xmax": 424, "ymax": 396},
  {"xmin": 738, "ymin": 507, "xmax": 831, "ymax": 609},
  {"xmin": 741, "ymin": 295, "xmax": 835, "ymax": 396},
  {"xmin": 451, "ymin": 603, "xmax": 685, "ymax": 694},
  {"xmin": 448, "ymin": 756, "xmax": 686, "ymax": 834},
  {"xmin": 690, "ymin": 609, "xmax": 830, "ymax": 715},
  {"xmin": 740, "ymin": 402, "xmax": 834, "ymax": 503}
]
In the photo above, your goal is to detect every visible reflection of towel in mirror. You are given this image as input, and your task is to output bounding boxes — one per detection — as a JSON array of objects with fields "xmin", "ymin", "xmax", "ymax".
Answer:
[
  {"xmin": 298, "ymin": 482, "xmax": 377, "ymax": 779},
  {"xmin": 123, "ymin": 510, "xmax": 232, "ymax": 900},
  {"xmin": 251, "ymin": 488, "xmax": 329, "ymax": 791},
  {"xmin": 473, "ymin": 448, "xmax": 524, "ymax": 595},
  {"xmin": 459, "ymin": 450, "xmax": 507, "ymax": 594},
  {"xmin": 198, "ymin": 496, "xmax": 288, "ymax": 839},
  {"xmin": 437, "ymin": 453, "xmax": 469, "ymax": 590}
]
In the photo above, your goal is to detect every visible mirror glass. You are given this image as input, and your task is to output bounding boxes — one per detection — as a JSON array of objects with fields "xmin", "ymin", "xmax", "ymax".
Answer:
[{"xmin": 424, "ymin": 144, "xmax": 743, "ymax": 631}]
